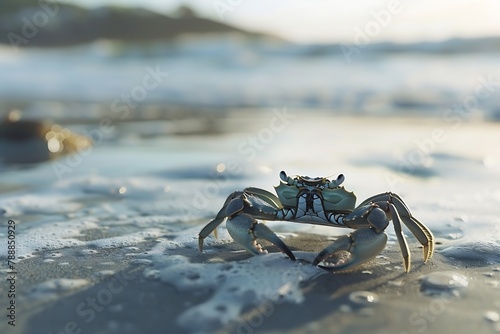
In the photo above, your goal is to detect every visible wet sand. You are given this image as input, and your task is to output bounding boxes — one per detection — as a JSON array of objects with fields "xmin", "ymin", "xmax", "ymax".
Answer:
[
  {"xmin": 1, "ymin": 233, "xmax": 499, "ymax": 334},
  {"xmin": 0, "ymin": 113, "xmax": 499, "ymax": 334}
]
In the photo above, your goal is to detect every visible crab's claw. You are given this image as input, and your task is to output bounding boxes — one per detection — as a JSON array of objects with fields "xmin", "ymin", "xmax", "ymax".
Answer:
[
  {"xmin": 313, "ymin": 228, "xmax": 387, "ymax": 272},
  {"xmin": 226, "ymin": 213, "xmax": 296, "ymax": 261}
]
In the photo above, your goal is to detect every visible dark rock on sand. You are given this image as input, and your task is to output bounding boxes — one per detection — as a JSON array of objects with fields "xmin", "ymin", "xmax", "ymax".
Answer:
[{"xmin": 0, "ymin": 111, "xmax": 92, "ymax": 164}]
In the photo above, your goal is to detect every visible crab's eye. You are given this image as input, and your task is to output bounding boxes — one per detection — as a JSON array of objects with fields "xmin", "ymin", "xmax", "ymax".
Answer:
[
  {"xmin": 327, "ymin": 174, "xmax": 345, "ymax": 188},
  {"xmin": 279, "ymin": 171, "xmax": 287, "ymax": 182}
]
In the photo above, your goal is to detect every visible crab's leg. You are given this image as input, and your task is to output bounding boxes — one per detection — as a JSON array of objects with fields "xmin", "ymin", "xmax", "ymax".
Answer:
[
  {"xmin": 198, "ymin": 215, "xmax": 225, "ymax": 252},
  {"xmin": 389, "ymin": 196, "xmax": 434, "ymax": 261},
  {"xmin": 360, "ymin": 192, "xmax": 434, "ymax": 262},
  {"xmin": 244, "ymin": 187, "xmax": 283, "ymax": 210},
  {"xmin": 198, "ymin": 191, "xmax": 244, "ymax": 252},
  {"xmin": 226, "ymin": 213, "xmax": 295, "ymax": 261},
  {"xmin": 388, "ymin": 203, "xmax": 411, "ymax": 272}
]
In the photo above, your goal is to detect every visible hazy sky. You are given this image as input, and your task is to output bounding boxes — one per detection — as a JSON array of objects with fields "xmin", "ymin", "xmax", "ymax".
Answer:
[{"xmin": 71, "ymin": 0, "xmax": 500, "ymax": 43}]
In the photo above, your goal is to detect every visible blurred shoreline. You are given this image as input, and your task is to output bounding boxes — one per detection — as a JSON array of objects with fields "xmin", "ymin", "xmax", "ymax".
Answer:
[
  {"xmin": 2, "ymin": 36, "xmax": 500, "ymax": 123},
  {"xmin": 1, "ymin": 98, "xmax": 498, "ymax": 126}
]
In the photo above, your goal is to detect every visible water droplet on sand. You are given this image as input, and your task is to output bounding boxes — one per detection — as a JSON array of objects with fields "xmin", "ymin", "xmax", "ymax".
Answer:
[
  {"xmin": 348, "ymin": 291, "xmax": 379, "ymax": 306},
  {"xmin": 485, "ymin": 311, "xmax": 500, "ymax": 322},
  {"xmin": 447, "ymin": 232, "xmax": 463, "ymax": 239},
  {"xmin": 419, "ymin": 271, "xmax": 468, "ymax": 297},
  {"xmin": 485, "ymin": 279, "xmax": 499, "ymax": 288},
  {"xmin": 441, "ymin": 242, "xmax": 500, "ymax": 266},
  {"xmin": 388, "ymin": 280, "xmax": 404, "ymax": 287}
]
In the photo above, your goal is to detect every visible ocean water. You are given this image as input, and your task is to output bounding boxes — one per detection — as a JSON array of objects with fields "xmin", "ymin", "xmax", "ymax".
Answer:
[
  {"xmin": 1, "ymin": 37, "xmax": 500, "ymax": 333},
  {"xmin": 1, "ymin": 36, "xmax": 500, "ymax": 120}
]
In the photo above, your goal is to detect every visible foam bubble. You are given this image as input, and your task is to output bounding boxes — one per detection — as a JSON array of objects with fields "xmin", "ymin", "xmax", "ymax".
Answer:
[
  {"xmin": 149, "ymin": 252, "xmax": 324, "ymax": 332},
  {"xmin": 441, "ymin": 241, "xmax": 500, "ymax": 266},
  {"xmin": 0, "ymin": 219, "xmax": 99, "ymax": 260},
  {"xmin": 147, "ymin": 227, "xmax": 232, "ymax": 253},
  {"xmin": 419, "ymin": 271, "xmax": 468, "ymax": 298},
  {"xmin": 348, "ymin": 291, "xmax": 379, "ymax": 306},
  {"xmin": 79, "ymin": 249, "xmax": 99, "ymax": 256},
  {"xmin": 0, "ymin": 194, "xmax": 81, "ymax": 216},
  {"xmin": 86, "ymin": 229, "xmax": 164, "ymax": 249},
  {"xmin": 130, "ymin": 259, "xmax": 152, "ymax": 265}
]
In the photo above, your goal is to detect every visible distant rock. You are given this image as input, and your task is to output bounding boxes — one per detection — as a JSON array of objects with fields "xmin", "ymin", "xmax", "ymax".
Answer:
[{"xmin": 0, "ymin": 4, "xmax": 279, "ymax": 48}]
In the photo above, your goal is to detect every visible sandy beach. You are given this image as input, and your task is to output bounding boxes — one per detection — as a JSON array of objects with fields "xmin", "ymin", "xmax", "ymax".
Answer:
[
  {"xmin": 0, "ymin": 113, "xmax": 499, "ymax": 334},
  {"xmin": 2, "ymin": 233, "xmax": 500, "ymax": 334}
]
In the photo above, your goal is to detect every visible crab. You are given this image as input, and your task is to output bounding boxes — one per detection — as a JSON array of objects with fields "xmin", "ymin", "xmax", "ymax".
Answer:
[{"xmin": 198, "ymin": 171, "xmax": 434, "ymax": 272}]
